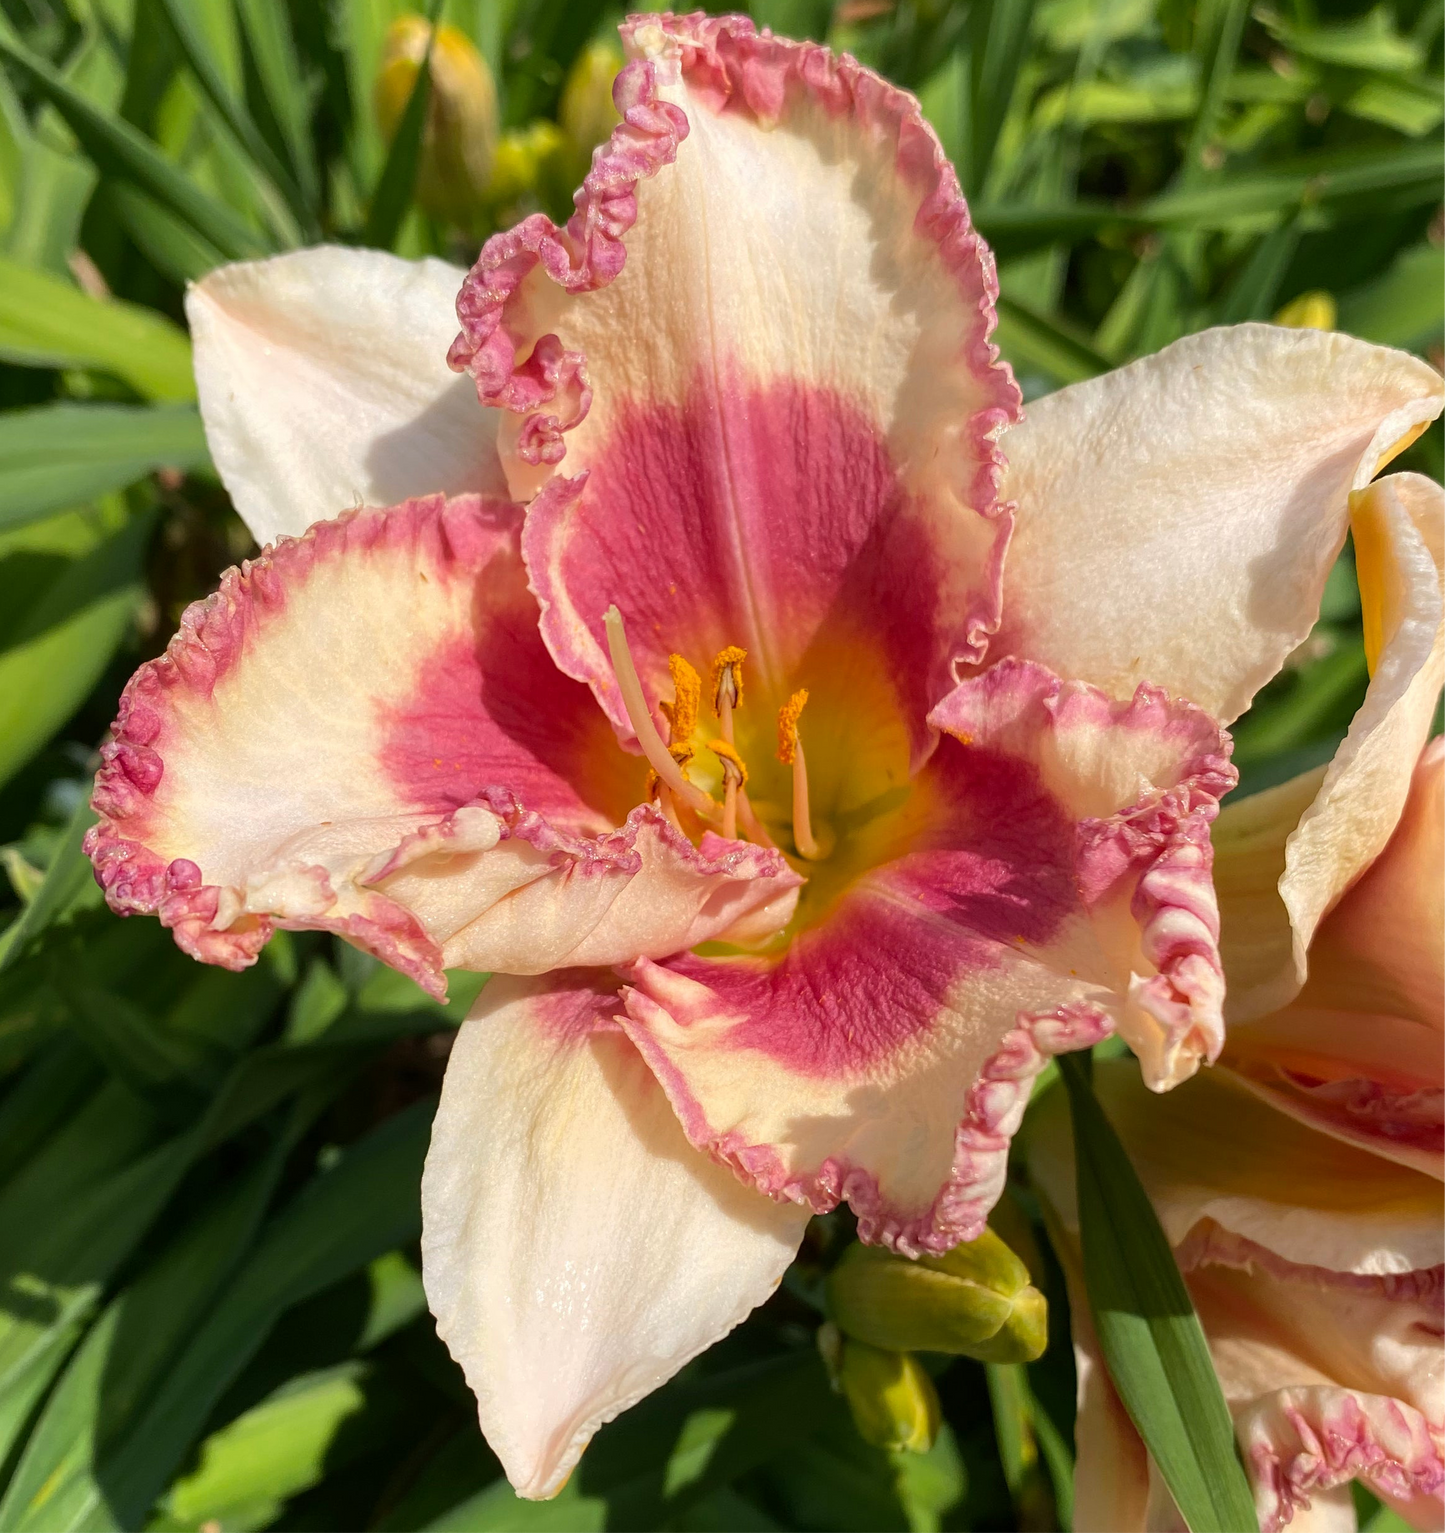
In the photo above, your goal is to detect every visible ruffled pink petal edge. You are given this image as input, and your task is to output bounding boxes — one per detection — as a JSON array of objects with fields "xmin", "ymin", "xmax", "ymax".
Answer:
[
  {"xmin": 1070, "ymin": 684, "xmax": 1236, "ymax": 1086},
  {"xmin": 1184, "ymin": 1225, "xmax": 1445, "ymax": 1533},
  {"xmin": 1238, "ymin": 1385, "xmax": 1445, "ymax": 1533},
  {"xmin": 447, "ymin": 11, "xmax": 1020, "ymax": 524},
  {"xmin": 622, "ymin": 985, "xmax": 1115, "ymax": 1256},
  {"xmin": 85, "ymin": 494, "xmax": 517, "ymax": 989}
]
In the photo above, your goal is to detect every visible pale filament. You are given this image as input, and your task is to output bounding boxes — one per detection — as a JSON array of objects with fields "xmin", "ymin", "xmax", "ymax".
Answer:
[
  {"xmin": 721, "ymin": 763, "xmax": 739, "ymax": 840},
  {"xmin": 716, "ymin": 690, "xmax": 738, "ymax": 839},
  {"xmin": 713, "ymin": 652, "xmax": 776, "ymax": 847},
  {"xmin": 791, "ymin": 737, "xmax": 824, "ymax": 861},
  {"xmin": 604, "ymin": 607, "xmax": 715, "ymax": 817}
]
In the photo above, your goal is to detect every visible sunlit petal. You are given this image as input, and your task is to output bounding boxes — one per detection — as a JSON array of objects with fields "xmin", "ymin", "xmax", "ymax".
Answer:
[
  {"xmin": 451, "ymin": 15, "xmax": 1019, "ymax": 747},
  {"xmin": 189, "ymin": 246, "xmax": 509, "ymax": 547},
  {"xmin": 996, "ymin": 328, "xmax": 1442, "ymax": 724},
  {"xmin": 421, "ymin": 972, "xmax": 809, "ymax": 1499}
]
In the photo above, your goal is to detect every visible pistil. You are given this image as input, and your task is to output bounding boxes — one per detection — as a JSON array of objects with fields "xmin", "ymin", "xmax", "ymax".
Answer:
[
  {"xmin": 777, "ymin": 689, "xmax": 824, "ymax": 861},
  {"xmin": 604, "ymin": 607, "xmax": 715, "ymax": 817}
]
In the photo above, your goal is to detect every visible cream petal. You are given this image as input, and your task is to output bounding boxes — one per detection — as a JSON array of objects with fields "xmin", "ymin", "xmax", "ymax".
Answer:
[
  {"xmin": 1216, "ymin": 472, "xmax": 1444, "ymax": 1024},
  {"xmin": 996, "ymin": 327, "xmax": 1442, "ymax": 724},
  {"xmin": 188, "ymin": 246, "xmax": 507, "ymax": 547},
  {"xmin": 420, "ymin": 973, "xmax": 809, "ymax": 1499}
]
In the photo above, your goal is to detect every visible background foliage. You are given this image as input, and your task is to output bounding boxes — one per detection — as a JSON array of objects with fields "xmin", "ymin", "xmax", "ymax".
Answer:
[{"xmin": 0, "ymin": 0, "xmax": 1438, "ymax": 1526}]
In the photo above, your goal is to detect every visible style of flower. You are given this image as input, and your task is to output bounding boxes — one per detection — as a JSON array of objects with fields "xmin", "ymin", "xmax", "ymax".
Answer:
[
  {"xmin": 1027, "ymin": 470, "xmax": 1444, "ymax": 1533},
  {"xmin": 84, "ymin": 13, "xmax": 1444, "ymax": 1500}
]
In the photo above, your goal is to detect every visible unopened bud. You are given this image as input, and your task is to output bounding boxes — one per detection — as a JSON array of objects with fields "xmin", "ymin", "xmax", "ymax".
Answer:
[
  {"xmin": 487, "ymin": 120, "xmax": 568, "ymax": 210},
  {"xmin": 559, "ymin": 40, "xmax": 623, "ymax": 165},
  {"xmin": 375, "ymin": 16, "xmax": 497, "ymax": 230},
  {"xmin": 1273, "ymin": 290, "xmax": 1336, "ymax": 331},
  {"xmin": 818, "ymin": 1323, "xmax": 939, "ymax": 1453},
  {"xmin": 826, "ymin": 1227, "xmax": 1048, "ymax": 1363}
]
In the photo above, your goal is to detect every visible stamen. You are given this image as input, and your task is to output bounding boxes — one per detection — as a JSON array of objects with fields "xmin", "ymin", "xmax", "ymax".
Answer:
[
  {"xmin": 604, "ymin": 607, "xmax": 714, "ymax": 817},
  {"xmin": 709, "ymin": 738, "xmax": 747, "ymax": 841},
  {"xmin": 711, "ymin": 646, "xmax": 747, "ymax": 727},
  {"xmin": 777, "ymin": 690, "xmax": 824, "ymax": 861}
]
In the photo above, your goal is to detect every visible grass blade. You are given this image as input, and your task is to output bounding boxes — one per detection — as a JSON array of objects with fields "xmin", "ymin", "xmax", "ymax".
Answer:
[
  {"xmin": 1059, "ymin": 1055, "xmax": 1257, "ymax": 1533},
  {"xmin": 0, "ymin": 403, "xmax": 209, "ymax": 532},
  {"xmin": 994, "ymin": 291, "xmax": 1111, "ymax": 385},
  {"xmin": 0, "ymin": 256, "xmax": 194, "ymax": 399},
  {"xmin": 150, "ymin": 0, "xmax": 311, "ymax": 240},
  {"xmin": 0, "ymin": 788, "xmax": 96, "ymax": 973},
  {"xmin": 233, "ymin": 0, "xmax": 320, "ymax": 211},
  {"xmin": 0, "ymin": 30, "xmax": 268, "ymax": 262},
  {"xmin": 362, "ymin": 0, "xmax": 444, "ymax": 251}
]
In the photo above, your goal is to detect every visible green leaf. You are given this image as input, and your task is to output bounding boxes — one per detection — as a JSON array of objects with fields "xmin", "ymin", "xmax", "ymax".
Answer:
[
  {"xmin": 0, "ymin": 506, "xmax": 153, "ymax": 791},
  {"xmin": 956, "ymin": 0, "xmax": 1038, "ymax": 195},
  {"xmin": 362, "ymin": 0, "xmax": 444, "ymax": 251},
  {"xmin": 158, "ymin": 1363, "xmax": 372, "ymax": 1532},
  {"xmin": 1337, "ymin": 242, "xmax": 1445, "ymax": 350},
  {"xmin": 994, "ymin": 291, "xmax": 1111, "ymax": 385},
  {"xmin": 423, "ymin": 1353, "xmax": 834, "ymax": 1531},
  {"xmin": 0, "ymin": 29, "xmax": 268, "ymax": 262},
  {"xmin": 92, "ymin": 1098, "xmax": 439, "ymax": 1527},
  {"xmin": 0, "ymin": 404, "xmax": 208, "ymax": 533},
  {"xmin": 1058, "ymin": 1055, "xmax": 1256, "ymax": 1532},
  {"xmin": 0, "ymin": 1143, "xmax": 289, "ymax": 1533},
  {"xmin": 0, "ymin": 256, "xmax": 193, "ymax": 403},
  {"xmin": 150, "ymin": 0, "xmax": 311, "ymax": 240},
  {"xmin": 0, "ymin": 791, "xmax": 97, "ymax": 973},
  {"xmin": 232, "ymin": 0, "xmax": 320, "ymax": 211},
  {"xmin": 0, "ymin": 1039, "xmax": 103, "ymax": 1194}
]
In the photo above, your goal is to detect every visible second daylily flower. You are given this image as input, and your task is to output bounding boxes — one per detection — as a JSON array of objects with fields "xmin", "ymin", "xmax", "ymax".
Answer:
[{"xmin": 84, "ymin": 13, "xmax": 1443, "ymax": 1500}]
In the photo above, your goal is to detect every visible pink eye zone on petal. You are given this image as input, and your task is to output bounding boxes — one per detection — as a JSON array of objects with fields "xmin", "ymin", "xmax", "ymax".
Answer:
[
  {"xmin": 86, "ymin": 494, "xmax": 801, "ymax": 995},
  {"xmin": 619, "ymin": 659, "xmax": 1236, "ymax": 1255}
]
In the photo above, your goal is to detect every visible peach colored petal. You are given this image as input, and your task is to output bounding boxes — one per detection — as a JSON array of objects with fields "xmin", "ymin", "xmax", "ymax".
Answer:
[
  {"xmin": 421, "ymin": 972, "xmax": 808, "ymax": 1498},
  {"xmin": 188, "ymin": 247, "xmax": 508, "ymax": 547},
  {"xmin": 996, "ymin": 329, "xmax": 1442, "ymax": 725},
  {"xmin": 1217, "ymin": 472, "xmax": 1444, "ymax": 1024}
]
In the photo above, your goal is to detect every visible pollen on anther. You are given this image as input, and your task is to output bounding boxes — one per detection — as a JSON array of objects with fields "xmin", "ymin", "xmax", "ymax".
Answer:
[
  {"xmin": 667, "ymin": 653, "xmax": 702, "ymax": 742},
  {"xmin": 708, "ymin": 738, "xmax": 747, "ymax": 786},
  {"xmin": 711, "ymin": 646, "xmax": 747, "ymax": 713},
  {"xmin": 776, "ymin": 689, "xmax": 809, "ymax": 764}
]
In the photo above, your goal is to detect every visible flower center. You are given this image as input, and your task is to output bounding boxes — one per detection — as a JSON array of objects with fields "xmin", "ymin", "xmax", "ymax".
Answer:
[{"xmin": 603, "ymin": 606, "xmax": 916, "ymax": 928}]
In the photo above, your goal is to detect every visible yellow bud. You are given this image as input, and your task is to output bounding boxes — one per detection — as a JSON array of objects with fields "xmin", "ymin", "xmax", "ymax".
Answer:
[
  {"xmin": 826, "ymin": 1227, "xmax": 1048, "ymax": 1363},
  {"xmin": 1273, "ymin": 290, "xmax": 1336, "ymax": 331},
  {"xmin": 559, "ymin": 40, "xmax": 623, "ymax": 164},
  {"xmin": 819, "ymin": 1324, "xmax": 940, "ymax": 1454},
  {"xmin": 375, "ymin": 16, "xmax": 497, "ymax": 231},
  {"xmin": 487, "ymin": 120, "xmax": 568, "ymax": 209}
]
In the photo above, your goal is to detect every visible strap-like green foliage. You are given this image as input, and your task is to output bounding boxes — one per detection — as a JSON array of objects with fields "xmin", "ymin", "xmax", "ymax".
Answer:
[{"xmin": 1060, "ymin": 1056, "xmax": 1258, "ymax": 1532}]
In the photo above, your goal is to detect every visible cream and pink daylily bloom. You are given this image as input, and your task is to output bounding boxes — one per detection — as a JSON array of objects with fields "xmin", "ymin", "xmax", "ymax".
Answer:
[
  {"xmin": 1028, "ymin": 533, "xmax": 1444, "ymax": 1533},
  {"xmin": 83, "ymin": 13, "xmax": 1444, "ymax": 1501}
]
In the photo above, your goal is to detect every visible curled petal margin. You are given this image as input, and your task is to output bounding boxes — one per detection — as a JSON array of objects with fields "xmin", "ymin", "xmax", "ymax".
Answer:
[{"xmin": 447, "ymin": 11, "xmax": 1020, "ymax": 523}]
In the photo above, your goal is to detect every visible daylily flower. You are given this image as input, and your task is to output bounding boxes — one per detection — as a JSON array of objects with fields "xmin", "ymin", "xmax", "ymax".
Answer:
[
  {"xmin": 1027, "ymin": 496, "xmax": 1444, "ymax": 1533},
  {"xmin": 84, "ymin": 13, "xmax": 1443, "ymax": 1501}
]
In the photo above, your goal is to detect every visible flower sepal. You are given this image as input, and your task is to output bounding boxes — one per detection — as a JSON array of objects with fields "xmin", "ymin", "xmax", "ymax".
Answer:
[{"xmin": 825, "ymin": 1227, "xmax": 1048, "ymax": 1364}]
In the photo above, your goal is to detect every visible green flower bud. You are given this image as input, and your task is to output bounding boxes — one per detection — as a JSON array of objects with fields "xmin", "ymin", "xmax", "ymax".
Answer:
[
  {"xmin": 1273, "ymin": 290, "xmax": 1336, "ymax": 331},
  {"xmin": 818, "ymin": 1324, "xmax": 940, "ymax": 1454},
  {"xmin": 375, "ymin": 16, "xmax": 498, "ymax": 231},
  {"xmin": 559, "ymin": 40, "xmax": 623, "ymax": 165},
  {"xmin": 825, "ymin": 1227, "xmax": 1048, "ymax": 1364},
  {"xmin": 487, "ymin": 120, "xmax": 568, "ymax": 210}
]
